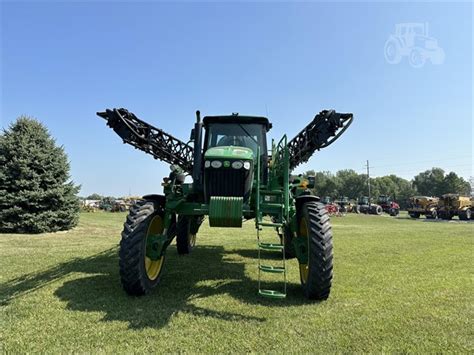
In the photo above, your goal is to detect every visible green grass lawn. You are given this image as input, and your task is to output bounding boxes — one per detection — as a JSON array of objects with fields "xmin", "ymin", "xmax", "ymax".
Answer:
[{"xmin": 1, "ymin": 212, "xmax": 473, "ymax": 352}]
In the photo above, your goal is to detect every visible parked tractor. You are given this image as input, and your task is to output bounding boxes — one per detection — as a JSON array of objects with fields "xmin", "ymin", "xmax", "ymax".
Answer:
[
  {"xmin": 335, "ymin": 196, "xmax": 354, "ymax": 213},
  {"xmin": 354, "ymin": 196, "xmax": 382, "ymax": 215},
  {"xmin": 437, "ymin": 194, "xmax": 472, "ymax": 220},
  {"xmin": 407, "ymin": 196, "xmax": 439, "ymax": 219},
  {"xmin": 321, "ymin": 196, "xmax": 339, "ymax": 216},
  {"xmin": 98, "ymin": 108, "xmax": 353, "ymax": 300},
  {"xmin": 377, "ymin": 195, "xmax": 400, "ymax": 216},
  {"xmin": 384, "ymin": 22, "xmax": 445, "ymax": 68}
]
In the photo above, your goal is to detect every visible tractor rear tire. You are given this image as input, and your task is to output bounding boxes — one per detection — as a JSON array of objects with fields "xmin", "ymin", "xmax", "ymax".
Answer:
[
  {"xmin": 371, "ymin": 205, "xmax": 383, "ymax": 215},
  {"xmin": 119, "ymin": 199, "xmax": 176, "ymax": 296},
  {"xmin": 296, "ymin": 202, "xmax": 333, "ymax": 300},
  {"xmin": 176, "ymin": 215, "xmax": 203, "ymax": 254}
]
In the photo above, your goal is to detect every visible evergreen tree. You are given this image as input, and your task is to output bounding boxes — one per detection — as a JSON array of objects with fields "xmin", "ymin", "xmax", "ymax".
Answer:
[{"xmin": 0, "ymin": 116, "xmax": 80, "ymax": 233}]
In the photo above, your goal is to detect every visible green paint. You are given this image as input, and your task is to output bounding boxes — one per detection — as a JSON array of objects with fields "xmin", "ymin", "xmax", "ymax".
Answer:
[
  {"xmin": 146, "ymin": 233, "xmax": 168, "ymax": 261},
  {"xmin": 292, "ymin": 237, "xmax": 308, "ymax": 265},
  {"xmin": 209, "ymin": 196, "xmax": 243, "ymax": 227}
]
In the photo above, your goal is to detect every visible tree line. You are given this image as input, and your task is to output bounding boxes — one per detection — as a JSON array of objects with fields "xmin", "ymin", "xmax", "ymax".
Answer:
[{"xmin": 302, "ymin": 168, "xmax": 471, "ymax": 209}]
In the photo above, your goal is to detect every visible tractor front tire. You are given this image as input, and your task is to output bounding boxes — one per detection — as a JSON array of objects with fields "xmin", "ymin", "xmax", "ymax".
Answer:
[
  {"xmin": 439, "ymin": 211, "xmax": 452, "ymax": 220},
  {"xmin": 297, "ymin": 202, "xmax": 333, "ymax": 300},
  {"xmin": 176, "ymin": 215, "xmax": 203, "ymax": 254},
  {"xmin": 409, "ymin": 212, "xmax": 420, "ymax": 219},
  {"xmin": 119, "ymin": 199, "xmax": 175, "ymax": 296}
]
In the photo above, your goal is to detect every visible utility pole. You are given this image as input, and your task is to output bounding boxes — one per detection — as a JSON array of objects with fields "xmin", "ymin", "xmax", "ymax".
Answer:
[{"xmin": 366, "ymin": 160, "xmax": 371, "ymax": 206}]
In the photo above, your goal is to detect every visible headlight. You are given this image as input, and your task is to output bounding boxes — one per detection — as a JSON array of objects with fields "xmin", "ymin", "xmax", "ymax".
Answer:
[
  {"xmin": 243, "ymin": 161, "xmax": 251, "ymax": 170},
  {"xmin": 204, "ymin": 161, "xmax": 211, "ymax": 168},
  {"xmin": 231, "ymin": 161, "xmax": 243, "ymax": 169},
  {"xmin": 211, "ymin": 160, "xmax": 222, "ymax": 168}
]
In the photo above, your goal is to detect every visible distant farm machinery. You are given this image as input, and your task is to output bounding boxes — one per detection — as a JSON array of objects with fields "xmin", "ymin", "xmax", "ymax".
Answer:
[
  {"xmin": 407, "ymin": 194, "xmax": 473, "ymax": 221},
  {"xmin": 354, "ymin": 196, "xmax": 382, "ymax": 215},
  {"xmin": 377, "ymin": 195, "xmax": 400, "ymax": 216},
  {"xmin": 437, "ymin": 194, "xmax": 472, "ymax": 221},
  {"xmin": 407, "ymin": 196, "xmax": 439, "ymax": 219}
]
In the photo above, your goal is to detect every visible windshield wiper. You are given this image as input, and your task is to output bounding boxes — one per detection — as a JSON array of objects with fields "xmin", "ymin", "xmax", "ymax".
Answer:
[{"xmin": 237, "ymin": 124, "xmax": 260, "ymax": 148}]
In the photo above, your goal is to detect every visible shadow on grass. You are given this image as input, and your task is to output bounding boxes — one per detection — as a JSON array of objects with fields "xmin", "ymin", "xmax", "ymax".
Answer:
[{"xmin": 1, "ymin": 245, "xmax": 310, "ymax": 329}]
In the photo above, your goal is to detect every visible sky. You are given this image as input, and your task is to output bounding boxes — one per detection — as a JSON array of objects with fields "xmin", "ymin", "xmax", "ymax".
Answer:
[{"xmin": 1, "ymin": 1, "xmax": 472, "ymax": 197}]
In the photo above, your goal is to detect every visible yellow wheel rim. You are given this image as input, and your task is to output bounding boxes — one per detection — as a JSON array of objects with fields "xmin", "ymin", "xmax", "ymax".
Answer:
[
  {"xmin": 189, "ymin": 233, "xmax": 196, "ymax": 248},
  {"xmin": 298, "ymin": 217, "xmax": 309, "ymax": 284},
  {"xmin": 145, "ymin": 215, "xmax": 165, "ymax": 280}
]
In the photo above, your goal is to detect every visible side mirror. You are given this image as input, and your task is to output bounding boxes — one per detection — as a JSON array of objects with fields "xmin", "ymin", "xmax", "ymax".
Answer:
[
  {"xmin": 189, "ymin": 128, "xmax": 195, "ymax": 141},
  {"xmin": 307, "ymin": 176, "xmax": 315, "ymax": 189}
]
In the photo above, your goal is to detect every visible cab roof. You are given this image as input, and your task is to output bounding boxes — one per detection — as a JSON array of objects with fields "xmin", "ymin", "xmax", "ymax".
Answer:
[{"xmin": 203, "ymin": 114, "xmax": 272, "ymax": 131}]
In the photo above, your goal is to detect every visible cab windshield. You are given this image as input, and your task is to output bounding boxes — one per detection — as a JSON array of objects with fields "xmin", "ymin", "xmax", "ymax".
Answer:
[{"xmin": 206, "ymin": 123, "xmax": 266, "ymax": 159}]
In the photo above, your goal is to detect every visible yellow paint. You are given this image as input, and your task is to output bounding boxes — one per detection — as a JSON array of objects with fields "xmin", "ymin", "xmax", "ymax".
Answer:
[
  {"xmin": 145, "ymin": 215, "xmax": 165, "ymax": 280},
  {"xmin": 298, "ymin": 217, "xmax": 309, "ymax": 284}
]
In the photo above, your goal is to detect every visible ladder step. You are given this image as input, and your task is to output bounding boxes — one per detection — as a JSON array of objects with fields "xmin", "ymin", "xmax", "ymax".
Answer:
[
  {"xmin": 258, "ymin": 289, "xmax": 286, "ymax": 299},
  {"xmin": 259, "ymin": 265, "xmax": 285, "ymax": 273},
  {"xmin": 258, "ymin": 242, "xmax": 284, "ymax": 251},
  {"xmin": 258, "ymin": 222, "xmax": 283, "ymax": 227}
]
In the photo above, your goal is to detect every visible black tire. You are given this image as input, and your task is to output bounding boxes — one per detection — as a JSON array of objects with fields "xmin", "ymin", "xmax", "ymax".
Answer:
[
  {"xmin": 371, "ymin": 205, "xmax": 383, "ymax": 215},
  {"xmin": 439, "ymin": 211, "xmax": 451, "ymax": 220},
  {"xmin": 176, "ymin": 215, "xmax": 203, "ymax": 254},
  {"xmin": 426, "ymin": 209, "xmax": 437, "ymax": 219},
  {"xmin": 389, "ymin": 208, "xmax": 399, "ymax": 216},
  {"xmin": 296, "ymin": 202, "xmax": 333, "ymax": 300},
  {"xmin": 119, "ymin": 199, "xmax": 175, "ymax": 296},
  {"xmin": 459, "ymin": 209, "xmax": 471, "ymax": 221},
  {"xmin": 409, "ymin": 212, "xmax": 420, "ymax": 219}
]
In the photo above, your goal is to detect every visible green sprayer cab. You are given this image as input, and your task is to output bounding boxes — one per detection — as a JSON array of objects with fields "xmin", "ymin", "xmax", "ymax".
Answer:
[{"xmin": 97, "ymin": 108, "xmax": 353, "ymax": 300}]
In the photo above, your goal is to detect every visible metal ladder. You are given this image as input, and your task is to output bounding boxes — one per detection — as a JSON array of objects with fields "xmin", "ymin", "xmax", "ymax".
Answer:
[
  {"xmin": 256, "ymin": 203, "xmax": 287, "ymax": 299},
  {"xmin": 254, "ymin": 141, "xmax": 289, "ymax": 299}
]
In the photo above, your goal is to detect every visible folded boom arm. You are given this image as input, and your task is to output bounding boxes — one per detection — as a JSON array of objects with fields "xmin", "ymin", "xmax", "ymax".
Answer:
[
  {"xmin": 97, "ymin": 108, "xmax": 194, "ymax": 174},
  {"xmin": 286, "ymin": 110, "xmax": 353, "ymax": 171}
]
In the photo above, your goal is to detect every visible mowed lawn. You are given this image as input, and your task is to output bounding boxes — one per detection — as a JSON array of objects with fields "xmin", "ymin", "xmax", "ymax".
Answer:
[{"xmin": 1, "ymin": 211, "xmax": 472, "ymax": 353}]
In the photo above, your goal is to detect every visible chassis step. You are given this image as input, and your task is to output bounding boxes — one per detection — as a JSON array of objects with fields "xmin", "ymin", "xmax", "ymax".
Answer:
[
  {"xmin": 258, "ymin": 242, "xmax": 284, "ymax": 251},
  {"xmin": 258, "ymin": 222, "xmax": 283, "ymax": 227},
  {"xmin": 259, "ymin": 265, "xmax": 285, "ymax": 273},
  {"xmin": 258, "ymin": 289, "xmax": 286, "ymax": 299}
]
